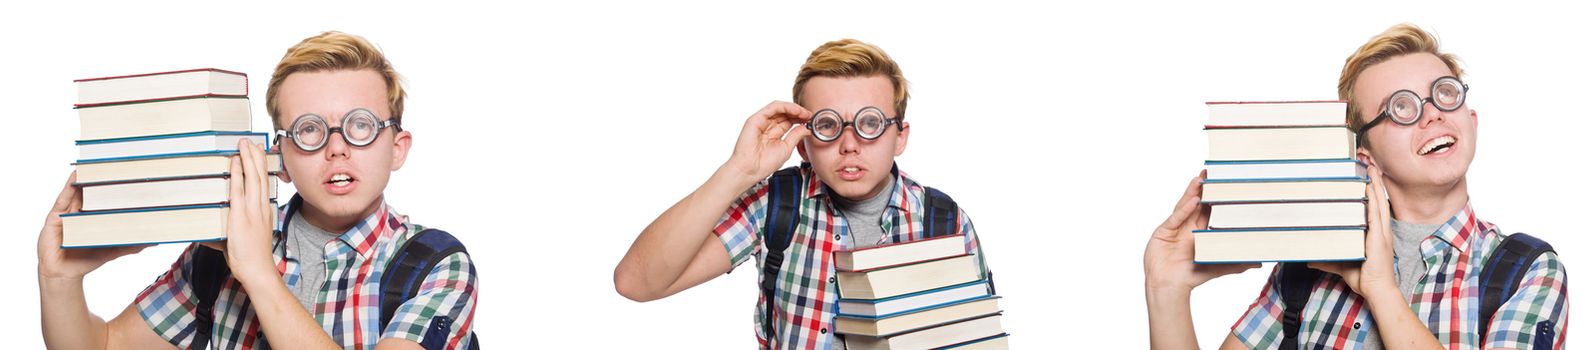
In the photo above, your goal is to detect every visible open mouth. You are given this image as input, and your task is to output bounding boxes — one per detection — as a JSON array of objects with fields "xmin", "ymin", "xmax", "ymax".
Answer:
[
  {"xmin": 838, "ymin": 165, "xmax": 865, "ymax": 180},
  {"xmin": 1418, "ymin": 135, "xmax": 1456, "ymax": 156},
  {"xmin": 327, "ymin": 173, "xmax": 354, "ymax": 187}
]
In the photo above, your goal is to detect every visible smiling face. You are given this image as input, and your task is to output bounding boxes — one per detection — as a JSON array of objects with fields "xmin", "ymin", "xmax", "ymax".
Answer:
[
  {"xmin": 1353, "ymin": 53, "xmax": 1477, "ymax": 190},
  {"xmin": 797, "ymin": 75, "xmax": 909, "ymax": 201},
  {"xmin": 275, "ymin": 69, "xmax": 411, "ymax": 231}
]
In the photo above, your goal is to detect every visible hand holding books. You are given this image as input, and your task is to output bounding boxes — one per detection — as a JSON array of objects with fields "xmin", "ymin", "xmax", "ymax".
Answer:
[
  {"xmin": 1142, "ymin": 172, "xmax": 1261, "ymax": 293},
  {"xmin": 215, "ymin": 139, "xmax": 280, "ymax": 283},
  {"xmin": 1305, "ymin": 164, "xmax": 1398, "ymax": 296},
  {"xmin": 36, "ymin": 172, "xmax": 151, "ymax": 281},
  {"xmin": 62, "ymin": 69, "xmax": 277, "ymax": 248}
]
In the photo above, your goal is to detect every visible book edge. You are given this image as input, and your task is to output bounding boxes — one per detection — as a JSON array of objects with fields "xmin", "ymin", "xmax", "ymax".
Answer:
[{"xmin": 73, "ymin": 68, "xmax": 246, "ymax": 83}]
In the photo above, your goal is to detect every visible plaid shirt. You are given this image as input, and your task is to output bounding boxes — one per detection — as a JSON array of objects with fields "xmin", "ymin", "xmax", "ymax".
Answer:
[
  {"xmin": 714, "ymin": 163, "xmax": 991, "ymax": 349},
  {"xmin": 1232, "ymin": 203, "xmax": 1568, "ymax": 349},
  {"xmin": 135, "ymin": 197, "xmax": 478, "ymax": 349}
]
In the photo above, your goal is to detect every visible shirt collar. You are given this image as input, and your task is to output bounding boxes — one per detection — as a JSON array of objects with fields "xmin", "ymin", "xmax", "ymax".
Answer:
[
  {"xmin": 276, "ymin": 194, "xmax": 401, "ymax": 260},
  {"xmin": 1428, "ymin": 201, "xmax": 1481, "ymax": 254}
]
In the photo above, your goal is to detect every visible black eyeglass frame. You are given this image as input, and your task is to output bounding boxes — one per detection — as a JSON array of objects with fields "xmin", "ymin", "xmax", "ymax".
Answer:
[
  {"xmin": 1357, "ymin": 76, "xmax": 1469, "ymax": 140},
  {"xmin": 274, "ymin": 108, "xmax": 402, "ymax": 152},
  {"xmin": 804, "ymin": 106, "xmax": 903, "ymax": 142}
]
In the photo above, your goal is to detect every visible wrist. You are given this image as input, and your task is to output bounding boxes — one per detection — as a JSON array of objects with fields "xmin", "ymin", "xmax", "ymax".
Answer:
[
  {"xmin": 38, "ymin": 272, "xmax": 85, "ymax": 291},
  {"xmin": 37, "ymin": 261, "xmax": 88, "ymax": 282},
  {"xmin": 1144, "ymin": 273, "xmax": 1196, "ymax": 294},
  {"xmin": 1360, "ymin": 274, "xmax": 1399, "ymax": 296},
  {"xmin": 1146, "ymin": 285, "xmax": 1193, "ymax": 309},
  {"xmin": 227, "ymin": 257, "xmax": 281, "ymax": 286},
  {"xmin": 712, "ymin": 163, "xmax": 764, "ymax": 193},
  {"xmin": 1364, "ymin": 280, "xmax": 1402, "ymax": 300}
]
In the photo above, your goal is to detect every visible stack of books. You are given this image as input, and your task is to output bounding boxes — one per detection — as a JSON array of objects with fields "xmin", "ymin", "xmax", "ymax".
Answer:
[
  {"xmin": 61, "ymin": 69, "xmax": 278, "ymax": 248},
  {"xmin": 834, "ymin": 235, "xmax": 1009, "ymax": 350},
  {"xmin": 1195, "ymin": 100, "xmax": 1369, "ymax": 263}
]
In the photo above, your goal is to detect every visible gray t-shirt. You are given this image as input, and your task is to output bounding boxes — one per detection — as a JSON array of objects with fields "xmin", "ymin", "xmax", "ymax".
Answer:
[
  {"xmin": 1392, "ymin": 220, "xmax": 1442, "ymax": 297},
  {"xmin": 1360, "ymin": 219, "xmax": 1442, "ymax": 350},
  {"xmin": 830, "ymin": 181, "xmax": 895, "ymax": 350},
  {"xmin": 286, "ymin": 211, "xmax": 341, "ymax": 313},
  {"xmin": 835, "ymin": 183, "xmax": 894, "ymax": 251}
]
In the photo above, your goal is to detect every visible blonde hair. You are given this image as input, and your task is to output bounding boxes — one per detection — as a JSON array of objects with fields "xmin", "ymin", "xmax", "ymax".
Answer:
[
  {"xmin": 793, "ymin": 39, "xmax": 910, "ymax": 119},
  {"xmin": 1339, "ymin": 23, "xmax": 1464, "ymax": 133},
  {"xmin": 266, "ymin": 31, "xmax": 406, "ymax": 129}
]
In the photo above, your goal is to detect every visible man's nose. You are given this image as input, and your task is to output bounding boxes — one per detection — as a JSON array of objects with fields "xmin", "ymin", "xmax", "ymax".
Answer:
[
  {"xmin": 322, "ymin": 127, "xmax": 351, "ymax": 159},
  {"xmin": 837, "ymin": 125, "xmax": 862, "ymax": 154},
  {"xmin": 1419, "ymin": 99, "xmax": 1448, "ymax": 128}
]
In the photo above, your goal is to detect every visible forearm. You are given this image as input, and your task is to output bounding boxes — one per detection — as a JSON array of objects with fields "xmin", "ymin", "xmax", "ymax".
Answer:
[
  {"xmin": 616, "ymin": 164, "xmax": 754, "ymax": 298},
  {"xmin": 234, "ymin": 270, "xmax": 339, "ymax": 349},
  {"xmin": 1362, "ymin": 285, "xmax": 1442, "ymax": 350},
  {"xmin": 39, "ymin": 276, "xmax": 109, "ymax": 350},
  {"xmin": 1146, "ymin": 287, "xmax": 1200, "ymax": 350}
]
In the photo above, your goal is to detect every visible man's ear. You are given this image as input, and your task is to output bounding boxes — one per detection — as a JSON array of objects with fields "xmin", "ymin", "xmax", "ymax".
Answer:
[
  {"xmin": 1470, "ymin": 109, "xmax": 1478, "ymax": 128},
  {"xmin": 276, "ymin": 162, "xmax": 292, "ymax": 183},
  {"xmin": 1356, "ymin": 146, "xmax": 1378, "ymax": 169},
  {"xmin": 797, "ymin": 139, "xmax": 810, "ymax": 163},
  {"xmin": 390, "ymin": 130, "xmax": 412, "ymax": 171},
  {"xmin": 893, "ymin": 122, "xmax": 911, "ymax": 156},
  {"xmin": 272, "ymin": 143, "xmax": 293, "ymax": 183}
]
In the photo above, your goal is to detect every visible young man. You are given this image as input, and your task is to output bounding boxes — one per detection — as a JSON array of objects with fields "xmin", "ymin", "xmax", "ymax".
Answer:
[
  {"xmin": 1143, "ymin": 24, "xmax": 1568, "ymax": 349},
  {"xmin": 614, "ymin": 39, "xmax": 992, "ymax": 349},
  {"xmin": 37, "ymin": 31, "xmax": 478, "ymax": 349}
]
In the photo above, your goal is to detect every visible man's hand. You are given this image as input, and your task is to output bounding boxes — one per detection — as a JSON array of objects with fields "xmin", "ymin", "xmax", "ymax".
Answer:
[
  {"xmin": 37, "ymin": 172, "xmax": 150, "ymax": 280},
  {"xmin": 613, "ymin": 103, "xmax": 804, "ymax": 302},
  {"xmin": 722, "ymin": 101, "xmax": 812, "ymax": 184},
  {"xmin": 1308, "ymin": 165, "xmax": 1397, "ymax": 296},
  {"xmin": 222, "ymin": 139, "xmax": 281, "ymax": 284},
  {"xmin": 1144, "ymin": 172, "xmax": 1260, "ymax": 350},
  {"xmin": 1144, "ymin": 171, "xmax": 1260, "ymax": 292}
]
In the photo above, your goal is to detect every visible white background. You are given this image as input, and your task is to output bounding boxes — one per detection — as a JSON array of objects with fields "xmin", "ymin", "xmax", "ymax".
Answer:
[{"xmin": 2, "ymin": 1, "xmax": 1590, "ymax": 348}]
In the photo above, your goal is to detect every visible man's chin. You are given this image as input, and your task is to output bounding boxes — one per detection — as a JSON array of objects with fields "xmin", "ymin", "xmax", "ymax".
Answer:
[
  {"xmin": 1424, "ymin": 169, "xmax": 1469, "ymax": 188},
  {"xmin": 822, "ymin": 179, "xmax": 888, "ymax": 201},
  {"xmin": 303, "ymin": 193, "xmax": 379, "ymax": 218},
  {"xmin": 1416, "ymin": 156, "xmax": 1473, "ymax": 186}
]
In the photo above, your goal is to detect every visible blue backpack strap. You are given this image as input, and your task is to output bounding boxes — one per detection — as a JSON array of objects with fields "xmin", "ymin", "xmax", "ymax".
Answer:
[
  {"xmin": 759, "ymin": 165, "xmax": 806, "ymax": 341},
  {"xmin": 380, "ymin": 228, "xmax": 479, "ymax": 350},
  {"xmin": 920, "ymin": 187, "xmax": 959, "ymax": 238},
  {"xmin": 1274, "ymin": 262, "xmax": 1321, "ymax": 350},
  {"xmin": 188, "ymin": 245, "xmax": 231, "ymax": 350},
  {"xmin": 1479, "ymin": 232, "xmax": 1555, "ymax": 349}
]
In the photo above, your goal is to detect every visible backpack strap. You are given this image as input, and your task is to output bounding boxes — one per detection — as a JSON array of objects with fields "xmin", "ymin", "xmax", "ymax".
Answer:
[
  {"xmin": 1275, "ymin": 262, "xmax": 1320, "ymax": 350},
  {"xmin": 1478, "ymin": 232, "xmax": 1555, "ymax": 348},
  {"xmin": 759, "ymin": 166, "xmax": 806, "ymax": 342},
  {"xmin": 380, "ymin": 228, "xmax": 479, "ymax": 350},
  {"xmin": 189, "ymin": 245, "xmax": 231, "ymax": 350},
  {"xmin": 920, "ymin": 187, "xmax": 959, "ymax": 238}
]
